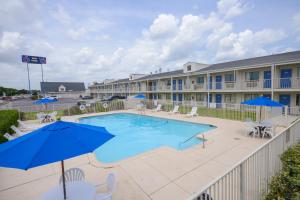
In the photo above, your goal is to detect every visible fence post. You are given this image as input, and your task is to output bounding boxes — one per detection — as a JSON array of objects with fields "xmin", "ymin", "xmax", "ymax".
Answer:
[
  {"xmin": 240, "ymin": 162, "xmax": 245, "ymax": 200},
  {"xmin": 68, "ymin": 105, "xmax": 70, "ymax": 116}
]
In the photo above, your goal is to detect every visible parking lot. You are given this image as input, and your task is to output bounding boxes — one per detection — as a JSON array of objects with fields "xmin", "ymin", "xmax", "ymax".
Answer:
[{"xmin": 0, "ymin": 98, "xmax": 79, "ymax": 112}]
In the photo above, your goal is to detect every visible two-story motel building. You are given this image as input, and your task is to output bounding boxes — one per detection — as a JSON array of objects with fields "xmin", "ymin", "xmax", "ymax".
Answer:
[{"xmin": 89, "ymin": 51, "xmax": 300, "ymax": 108}]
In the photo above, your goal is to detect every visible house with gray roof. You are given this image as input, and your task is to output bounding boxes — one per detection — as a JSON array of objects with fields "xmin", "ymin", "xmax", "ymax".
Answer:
[{"xmin": 41, "ymin": 82, "xmax": 86, "ymax": 99}]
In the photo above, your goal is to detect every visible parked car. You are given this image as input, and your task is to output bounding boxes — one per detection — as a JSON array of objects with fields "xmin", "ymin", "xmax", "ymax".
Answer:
[
  {"xmin": 101, "ymin": 95, "xmax": 126, "ymax": 102},
  {"xmin": 81, "ymin": 95, "xmax": 93, "ymax": 100},
  {"xmin": 47, "ymin": 96, "xmax": 58, "ymax": 100}
]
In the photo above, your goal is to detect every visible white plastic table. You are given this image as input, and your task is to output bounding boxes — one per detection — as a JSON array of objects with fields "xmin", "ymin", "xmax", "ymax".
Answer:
[{"xmin": 39, "ymin": 181, "xmax": 96, "ymax": 200}]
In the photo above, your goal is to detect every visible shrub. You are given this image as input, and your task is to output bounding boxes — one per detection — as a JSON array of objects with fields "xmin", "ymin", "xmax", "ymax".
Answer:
[
  {"xmin": 0, "ymin": 110, "xmax": 19, "ymax": 143},
  {"xmin": 264, "ymin": 141, "xmax": 300, "ymax": 200},
  {"xmin": 0, "ymin": 110, "xmax": 19, "ymax": 134},
  {"xmin": 0, "ymin": 135, "xmax": 8, "ymax": 143}
]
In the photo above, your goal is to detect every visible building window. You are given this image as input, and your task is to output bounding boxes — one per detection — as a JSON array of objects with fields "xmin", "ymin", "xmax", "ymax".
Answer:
[
  {"xmin": 297, "ymin": 67, "xmax": 300, "ymax": 78},
  {"xmin": 185, "ymin": 94, "xmax": 191, "ymax": 101},
  {"xmin": 296, "ymin": 94, "xmax": 300, "ymax": 106},
  {"xmin": 166, "ymin": 93, "xmax": 171, "ymax": 100},
  {"xmin": 196, "ymin": 93, "xmax": 205, "ymax": 101},
  {"xmin": 244, "ymin": 94, "xmax": 259, "ymax": 101},
  {"xmin": 167, "ymin": 80, "xmax": 171, "ymax": 86},
  {"xmin": 245, "ymin": 71, "xmax": 259, "ymax": 81},
  {"xmin": 187, "ymin": 65, "xmax": 192, "ymax": 71},
  {"xmin": 197, "ymin": 77, "xmax": 204, "ymax": 84},
  {"xmin": 225, "ymin": 94, "xmax": 236, "ymax": 103},
  {"xmin": 225, "ymin": 73, "xmax": 234, "ymax": 82}
]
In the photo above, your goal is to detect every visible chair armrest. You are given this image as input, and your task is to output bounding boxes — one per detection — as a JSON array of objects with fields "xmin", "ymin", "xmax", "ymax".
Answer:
[{"xmin": 95, "ymin": 182, "xmax": 106, "ymax": 187}]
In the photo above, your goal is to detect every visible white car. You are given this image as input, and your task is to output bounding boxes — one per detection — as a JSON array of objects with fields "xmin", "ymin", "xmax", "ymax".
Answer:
[{"xmin": 46, "ymin": 96, "xmax": 58, "ymax": 100}]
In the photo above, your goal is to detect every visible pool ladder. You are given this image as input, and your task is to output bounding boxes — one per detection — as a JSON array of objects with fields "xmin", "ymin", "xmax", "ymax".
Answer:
[{"xmin": 178, "ymin": 133, "xmax": 206, "ymax": 149}]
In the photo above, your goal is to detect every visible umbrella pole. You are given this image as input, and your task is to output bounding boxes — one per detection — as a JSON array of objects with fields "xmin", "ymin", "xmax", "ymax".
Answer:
[
  {"xmin": 259, "ymin": 106, "xmax": 262, "ymax": 122},
  {"xmin": 61, "ymin": 160, "xmax": 67, "ymax": 200}
]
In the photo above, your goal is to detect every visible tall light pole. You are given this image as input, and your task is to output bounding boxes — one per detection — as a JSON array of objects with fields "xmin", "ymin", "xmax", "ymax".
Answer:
[
  {"xmin": 26, "ymin": 63, "xmax": 31, "ymax": 95},
  {"xmin": 41, "ymin": 63, "xmax": 44, "ymax": 82}
]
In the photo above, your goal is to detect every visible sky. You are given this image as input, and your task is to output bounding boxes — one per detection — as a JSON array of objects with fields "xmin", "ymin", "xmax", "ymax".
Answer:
[{"xmin": 0, "ymin": 0, "xmax": 300, "ymax": 90}]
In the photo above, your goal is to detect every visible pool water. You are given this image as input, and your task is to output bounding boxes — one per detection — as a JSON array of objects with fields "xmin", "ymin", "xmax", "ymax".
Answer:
[{"xmin": 80, "ymin": 113, "xmax": 215, "ymax": 163}]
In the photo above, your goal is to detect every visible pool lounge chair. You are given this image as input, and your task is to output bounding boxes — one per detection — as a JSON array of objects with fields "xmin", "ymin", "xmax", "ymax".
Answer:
[
  {"xmin": 169, "ymin": 105, "xmax": 180, "ymax": 114},
  {"xmin": 152, "ymin": 104, "xmax": 162, "ymax": 112},
  {"xmin": 10, "ymin": 125, "xmax": 29, "ymax": 137},
  {"xmin": 18, "ymin": 120, "xmax": 42, "ymax": 131},
  {"xmin": 186, "ymin": 107, "xmax": 198, "ymax": 117},
  {"xmin": 95, "ymin": 173, "xmax": 116, "ymax": 200},
  {"xmin": 3, "ymin": 133, "xmax": 16, "ymax": 140}
]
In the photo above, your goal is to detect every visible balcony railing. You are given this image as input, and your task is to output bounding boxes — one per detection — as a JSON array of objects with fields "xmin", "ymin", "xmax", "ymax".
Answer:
[
  {"xmin": 90, "ymin": 78, "xmax": 300, "ymax": 94},
  {"xmin": 274, "ymin": 78, "xmax": 300, "ymax": 89},
  {"xmin": 240, "ymin": 79, "xmax": 272, "ymax": 90}
]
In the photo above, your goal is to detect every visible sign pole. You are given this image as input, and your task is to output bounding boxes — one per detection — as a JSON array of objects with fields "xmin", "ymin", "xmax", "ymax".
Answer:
[
  {"xmin": 41, "ymin": 64, "xmax": 44, "ymax": 82},
  {"xmin": 26, "ymin": 62, "xmax": 31, "ymax": 95}
]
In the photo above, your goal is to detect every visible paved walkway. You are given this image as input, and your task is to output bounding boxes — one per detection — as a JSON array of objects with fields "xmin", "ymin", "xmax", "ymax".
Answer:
[{"xmin": 0, "ymin": 110, "xmax": 282, "ymax": 200}]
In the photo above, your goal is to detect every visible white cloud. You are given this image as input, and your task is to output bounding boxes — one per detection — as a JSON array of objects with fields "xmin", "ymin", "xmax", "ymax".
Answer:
[
  {"xmin": 217, "ymin": 0, "xmax": 248, "ymax": 19},
  {"xmin": 0, "ymin": 0, "xmax": 293, "ymax": 89},
  {"xmin": 95, "ymin": 34, "xmax": 111, "ymax": 41},
  {"xmin": 292, "ymin": 13, "xmax": 300, "ymax": 42},
  {"xmin": 68, "ymin": 27, "xmax": 87, "ymax": 40},
  {"xmin": 215, "ymin": 29, "xmax": 286, "ymax": 60},
  {"xmin": 0, "ymin": 32, "xmax": 24, "ymax": 63},
  {"xmin": 144, "ymin": 14, "xmax": 178, "ymax": 39},
  {"xmin": 293, "ymin": 13, "xmax": 300, "ymax": 30},
  {"xmin": 51, "ymin": 5, "xmax": 72, "ymax": 25}
]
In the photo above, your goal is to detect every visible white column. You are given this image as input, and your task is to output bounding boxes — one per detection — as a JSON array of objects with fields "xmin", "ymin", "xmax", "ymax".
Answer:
[
  {"xmin": 171, "ymin": 77, "xmax": 173, "ymax": 103},
  {"xmin": 207, "ymin": 73, "xmax": 210, "ymax": 108},
  {"xmin": 271, "ymin": 64, "xmax": 275, "ymax": 100}
]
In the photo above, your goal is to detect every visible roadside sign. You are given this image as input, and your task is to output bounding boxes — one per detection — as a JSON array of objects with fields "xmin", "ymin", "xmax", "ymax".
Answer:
[{"xmin": 22, "ymin": 55, "xmax": 46, "ymax": 64}]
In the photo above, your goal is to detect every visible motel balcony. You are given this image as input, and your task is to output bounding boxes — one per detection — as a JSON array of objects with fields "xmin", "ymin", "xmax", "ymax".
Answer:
[
  {"xmin": 208, "ymin": 81, "xmax": 239, "ymax": 91},
  {"xmin": 274, "ymin": 78, "xmax": 300, "ymax": 90},
  {"xmin": 240, "ymin": 80, "xmax": 271, "ymax": 91},
  {"xmin": 147, "ymin": 85, "xmax": 171, "ymax": 92}
]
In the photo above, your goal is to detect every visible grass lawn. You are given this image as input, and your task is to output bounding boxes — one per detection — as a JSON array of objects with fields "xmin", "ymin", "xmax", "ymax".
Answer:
[{"xmin": 163, "ymin": 104, "xmax": 256, "ymax": 121}]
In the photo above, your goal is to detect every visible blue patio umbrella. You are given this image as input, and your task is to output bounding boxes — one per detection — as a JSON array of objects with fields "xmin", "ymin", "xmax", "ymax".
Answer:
[
  {"xmin": 241, "ymin": 96, "xmax": 283, "ymax": 107},
  {"xmin": 34, "ymin": 97, "xmax": 58, "ymax": 111},
  {"xmin": 0, "ymin": 121, "xmax": 115, "ymax": 199},
  {"xmin": 134, "ymin": 94, "xmax": 146, "ymax": 99},
  {"xmin": 34, "ymin": 97, "xmax": 58, "ymax": 104},
  {"xmin": 241, "ymin": 96, "xmax": 283, "ymax": 121}
]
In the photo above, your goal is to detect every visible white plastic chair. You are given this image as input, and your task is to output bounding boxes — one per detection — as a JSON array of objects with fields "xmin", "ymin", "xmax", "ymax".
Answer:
[
  {"xmin": 36, "ymin": 112, "xmax": 46, "ymax": 123},
  {"xmin": 152, "ymin": 104, "xmax": 162, "ymax": 112},
  {"xmin": 186, "ymin": 107, "xmax": 198, "ymax": 117},
  {"xmin": 3, "ymin": 133, "xmax": 16, "ymax": 140},
  {"xmin": 49, "ymin": 111, "xmax": 57, "ymax": 121},
  {"xmin": 169, "ymin": 105, "xmax": 179, "ymax": 114},
  {"xmin": 262, "ymin": 126, "xmax": 275, "ymax": 138},
  {"xmin": 59, "ymin": 168, "xmax": 85, "ymax": 184},
  {"xmin": 245, "ymin": 122, "xmax": 259, "ymax": 137},
  {"xmin": 95, "ymin": 173, "xmax": 116, "ymax": 200},
  {"xmin": 10, "ymin": 125, "xmax": 28, "ymax": 137}
]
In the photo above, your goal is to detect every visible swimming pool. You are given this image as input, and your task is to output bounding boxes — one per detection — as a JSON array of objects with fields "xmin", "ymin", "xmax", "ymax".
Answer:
[{"xmin": 80, "ymin": 113, "xmax": 215, "ymax": 163}]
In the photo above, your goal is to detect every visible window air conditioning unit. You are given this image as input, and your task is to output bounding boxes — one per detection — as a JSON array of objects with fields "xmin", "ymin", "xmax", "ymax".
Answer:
[{"xmin": 246, "ymin": 81, "xmax": 257, "ymax": 87}]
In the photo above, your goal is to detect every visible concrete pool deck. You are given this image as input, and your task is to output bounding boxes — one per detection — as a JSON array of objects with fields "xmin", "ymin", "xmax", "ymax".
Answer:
[{"xmin": 0, "ymin": 110, "xmax": 287, "ymax": 200}]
